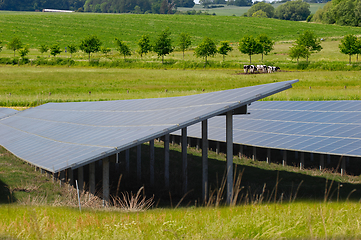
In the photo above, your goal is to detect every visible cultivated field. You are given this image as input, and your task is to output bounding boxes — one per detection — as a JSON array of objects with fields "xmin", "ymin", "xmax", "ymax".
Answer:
[{"xmin": 0, "ymin": 11, "xmax": 359, "ymax": 49}]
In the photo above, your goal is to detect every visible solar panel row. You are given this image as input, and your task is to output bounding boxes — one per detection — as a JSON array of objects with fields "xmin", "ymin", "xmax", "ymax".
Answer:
[
  {"xmin": 0, "ymin": 80, "xmax": 298, "ymax": 173},
  {"xmin": 178, "ymin": 101, "xmax": 361, "ymax": 158}
]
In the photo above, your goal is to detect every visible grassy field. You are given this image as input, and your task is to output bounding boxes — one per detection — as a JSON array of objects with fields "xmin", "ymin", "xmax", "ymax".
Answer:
[
  {"xmin": 0, "ymin": 11, "xmax": 359, "ymax": 50},
  {"xmin": 2, "ymin": 201, "xmax": 361, "ymax": 239},
  {"xmin": 0, "ymin": 66, "xmax": 359, "ymax": 106},
  {"xmin": 177, "ymin": 3, "xmax": 326, "ymax": 16}
]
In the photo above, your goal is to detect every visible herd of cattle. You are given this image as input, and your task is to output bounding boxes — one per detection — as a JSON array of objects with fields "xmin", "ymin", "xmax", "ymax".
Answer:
[{"xmin": 243, "ymin": 65, "xmax": 280, "ymax": 74}]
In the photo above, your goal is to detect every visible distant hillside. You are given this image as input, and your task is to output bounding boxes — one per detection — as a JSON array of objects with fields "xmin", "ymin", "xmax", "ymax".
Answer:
[
  {"xmin": 0, "ymin": 12, "xmax": 358, "ymax": 49},
  {"xmin": 177, "ymin": 3, "xmax": 326, "ymax": 16}
]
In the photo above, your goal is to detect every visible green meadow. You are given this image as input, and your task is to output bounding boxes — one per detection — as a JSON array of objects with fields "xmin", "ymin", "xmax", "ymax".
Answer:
[{"xmin": 0, "ymin": 66, "xmax": 360, "ymax": 106}]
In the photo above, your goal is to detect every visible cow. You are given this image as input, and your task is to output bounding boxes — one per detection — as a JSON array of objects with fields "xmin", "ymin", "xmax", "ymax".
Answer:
[
  {"xmin": 243, "ymin": 65, "xmax": 250, "ymax": 74},
  {"xmin": 267, "ymin": 66, "xmax": 273, "ymax": 73},
  {"xmin": 249, "ymin": 65, "xmax": 257, "ymax": 74},
  {"xmin": 268, "ymin": 66, "xmax": 280, "ymax": 73},
  {"xmin": 257, "ymin": 65, "xmax": 267, "ymax": 73}
]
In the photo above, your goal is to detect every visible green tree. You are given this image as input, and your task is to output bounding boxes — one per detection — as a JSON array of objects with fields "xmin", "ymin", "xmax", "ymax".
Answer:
[
  {"xmin": 218, "ymin": 41, "xmax": 232, "ymax": 61},
  {"xmin": 200, "ymin": 0, "xmax": 212, "ymax": 8},
  {"xmin": 18, "ymin": 45, "xmax": 29, "ymax": 59},
  {"xmin": 50, "ymin": 43, "xmax": 62, "ymax": 57},
  {"xmin": 67, "ymin": 44, "xmax": 78, "ymax": 58},
  {"xmin": 178, "ymin": 32, "xmax": 192, "ymax": 60},
  {"xmin": 339, "ymin": 34, "xmax": 359, "ymax": 63},
  {"xmin": 295, "ymin": 30, "xmax": 322, "ymax": 62},
  {"xmin": 275, "ymin": 0, "xmax": 311, "ymax": 21},
  {"xmin": 153, "ymin": 28, "xmax": 173, "ymax": 63},
  {"xmin": 289, "ymin": 44, "xmax": 309, "ymax": 63},
  {"xmin": 238, "ymin": 35, "xmax": 261, "ymax": 64},
  {"xmin": 100, "ymin": 46, "xmax": 111, "ymax": 55},
  {"xmin": 7, "ymin": 37, "xmax": 22, "ymax": 57},
  {"xmin": 137, "ymin": 34, "xmax": 152, "ymax": 58},
  {"xmin": 194, "ymin": 37, "xmax": 217, "ymax": 67},
  {"xmin": 257, "ymin": 34, "xmax": 274, "ymax": 61},
  {"xmin": 247, "ymin": 2, "xmax": 274, "ymax": 18},
  {"xmin": 79, "ymin": 35, "xmax": 102, "ymax": 61},
  {"xmin": 115, "ymin": 38, "xmax": 132, "ymax": 60},
  {"xmin": 38, "ymin": 44, "xmax": 49, "ymax": 57},
  {"xmin": 227, "ymin": 0, "xmax": 252, "ymax": 7},
  {"xmin": 252, "ymin": 10, "xmax": 268, "ymax": 18}
]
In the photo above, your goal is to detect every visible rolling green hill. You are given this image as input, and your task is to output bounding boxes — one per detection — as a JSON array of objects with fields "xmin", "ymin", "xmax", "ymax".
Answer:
[{"xmin": 0, "ymin": 11, "xmax": 358, "ymax": 49}]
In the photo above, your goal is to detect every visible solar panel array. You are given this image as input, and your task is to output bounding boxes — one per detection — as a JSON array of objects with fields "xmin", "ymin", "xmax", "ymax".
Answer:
[
  {"xmin": 179, "ymin": 101, "xmax": 361, "ymax": 157},
  {"xmin": 0, "ymin": 108, "xmax": 18, "ymax": 119},
  {"xmin": 0, "ymin": 80, "xmax": 297, "ymax": 173}
]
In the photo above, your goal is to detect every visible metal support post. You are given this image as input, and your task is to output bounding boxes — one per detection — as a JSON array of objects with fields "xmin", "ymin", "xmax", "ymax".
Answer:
[
  {"xmin": 202, "ymin": 120, "xmax": 208, "ymax": 202},
  {"xmin": 283, "ymin": 150, "xmax": 287, "ymax": 167},
  {"xmin": 216, "ymin": 142, "xmax": 220, "ymax": 155},
  {"xmin": 137, "ymin": 145, "xmax": 141, "ymax": 183},
  {"xmin": 300, "ymin": 152, "xmax": 304, "ymax": 170},
  {"xmin": 252, "ymin": 146, "xmax": 257, "ymax": 161},
  {"xmin": 68, "ymin": 168, "xmax": 74, "ymax": 187},
  {"xmin": 164, "ymin": 134, "xmax": 170, "ymax": 189},
  {"xmin": 266, "ymin": 148, "xmax": 271, "ymax": 164},
  {"xmin": 150, "ymin": 139, "xmax": 155, "ymax": 188},
  {"xmin": 78, "ymin": 166, "xmax": 84, "ymax": 191},
  {"xmin": 103, "ymin": 158, "xmax": 110, "ymax": 206},
  {"xmin": 226, "ymin": 111, "xmax": 233, "ymax": 205},
  {"xmin": 239, "ymin": 145, "xmax": 243, "ymax": 159},
  {"xmin": 89, "ymin": 162, "xmax": 95, "ymax": 197},
  {"xmin": 182, "ymin": 127, "xmax": 188, "ymax": 195},
  {"xmin": 319, "ymin": 155, "xmax": 325, "ymax": 171},
  {"xmin": 341, "ymin": 157, "xmax": 346, "ymax": 176},
  {"xmin": 125, "ymin": 149, "xmax": 130, "ymax": 174}
]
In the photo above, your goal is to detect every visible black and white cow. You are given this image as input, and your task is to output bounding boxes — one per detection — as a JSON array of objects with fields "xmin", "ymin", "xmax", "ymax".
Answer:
[
  {"xmin": 257, "ymin": 65, "xmax": 267, "ymax": 73},
  {"xmin": 243, "ymin": 65, "xmax": 250, "ymax": 74},
  {"xmin": 249, "ymin": 65, "xmax": 257, "ymax": 74}
]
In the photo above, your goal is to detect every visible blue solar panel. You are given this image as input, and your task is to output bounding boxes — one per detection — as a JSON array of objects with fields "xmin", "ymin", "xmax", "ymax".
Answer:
[
  {"xmin": 0, "ymin": 80, "xmax": 298, "ymax": 172},
  {"xmin": 0, "ymin": 108, "xmax": 18, "ymax": 119},
  {"xmin": 179, "ymin": 100, "xmax": 361, "ymax": 157}
]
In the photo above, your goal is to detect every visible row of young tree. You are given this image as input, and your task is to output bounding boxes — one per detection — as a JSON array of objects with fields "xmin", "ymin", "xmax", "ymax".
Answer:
[
  {"xmin": 0, "ymin": 30, "xmax": 359, "ymax": 65},
  {"xmin": 0, "ymin": 30, "xmax": 275, "ymax": 66}
]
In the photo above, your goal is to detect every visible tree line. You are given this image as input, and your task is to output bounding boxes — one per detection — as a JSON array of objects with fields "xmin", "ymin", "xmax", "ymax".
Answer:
[
  {"xmin": 0, "ymin": 0, "xmax": 194, "ymax": 13},
  {"xmin": 244, "ymin": 0, "xmax": 311, "ymax": 21},
  {"xmin": 0, "ymin": 30, "xmax": 358, "ymax": 65},
  {"xmin": 312, "ymin": 0, "xmax": 361, "ymax": 27}
]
